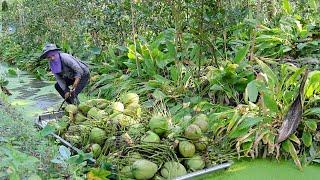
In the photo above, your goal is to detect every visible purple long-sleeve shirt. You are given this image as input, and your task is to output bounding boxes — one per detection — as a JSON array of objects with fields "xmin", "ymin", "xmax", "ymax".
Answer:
[{"xmin": 54, "ymin": 53, "xmax": 89, "ymax": 92}]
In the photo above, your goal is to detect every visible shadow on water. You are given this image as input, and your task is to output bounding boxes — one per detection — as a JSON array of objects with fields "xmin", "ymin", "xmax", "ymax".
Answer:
[{"xmin": 0, "ymin": 63, "xmax": 61, "ymax": 117}]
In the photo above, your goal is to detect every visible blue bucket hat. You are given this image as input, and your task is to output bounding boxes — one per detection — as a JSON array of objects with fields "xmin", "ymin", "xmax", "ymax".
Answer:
[{"xmin": 40, "ymin": 43, "xmax": 61, "ymax": 59}]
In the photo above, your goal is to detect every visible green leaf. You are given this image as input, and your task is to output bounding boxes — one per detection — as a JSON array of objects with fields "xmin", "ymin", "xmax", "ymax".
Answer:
[
  {"xmin": 229, "ymin": 127, "xmax": 250, "ymax": 139},
  {"xmin": 238, "ymin": 117, "xmax": 263, "ymax": 130},
  {"xmin": 152, "ymin": 89, "xmax": 167, "ymax": 101},
  {"xmin": 234, "ymin": 45, "xmax": 250, "ymax": 63},
  {"xmin": 39, "ymin": 125, "xmax": 55, "ymax": 137},
  {"xmin": 210, "ymin": 84, "xmax": 223, "ymax": 91},
  {"xmin": 144, "ymin": 58, "xmax": 157, "ymax": 76},
  {"xmin": 0, "ymin": 79, "xmax": 9, "ymax": 86},
  {"xmin": 242, "ymin": 141, "xmax": 253, "ymax": 152},
  {"xmin": 289, "ymin": 134, "xmax": 300, "ymax": 145},
  {"xmin": 91, "ymin": 47, "xmax": 101, "ymax": 55},
  {"xmin": 87, "ymin": 168, "xmax": 111, "ymax": 180},
  {"xmin": 59, "ymin": 146, "xmax": 71, "ymax": 160},
  {"xmin": 153, "ymin": 75, "xmax": 171, "ymax": 85},
  {"xmin": 302, "ymin": 131, "xmax": 312, "ymax": 147},
  {"xmin": 285, "ymin": 68, "xmax": 304, "ymax": 87},
  {"xmin": 7, "ymin": 68, "xmax": 17, "ymax": 76},
  {"xmin": 282, "ymin": 140, "xmax": 302, "ymax": 170},
  {"xmin": 170, "ymin": 66, "xmax": 179, "ymax": 82},
  {"xmin": 309, "ymin": 0, "xmax": 318, "ymax": 11},
  {"xmin": 304, "ymin": 120, "xmax": 317, "ymax": 132},
  {"xmin": 304, "ymin": 108, "xmax": 320, "ymax": 118},
  {"xmin": 246, "ymin": 80, "xmax": 258, "ymax": 102},
  {"xmin": 51, "ymin": 158, "xmax": 64, "ymax": 164},
  {"xmin": 147, "ymin": 80, "xmax": 162, "ymax": 88},
  {"xmin": 127, "ymin": 51, "xmax": 136, "ymax": 60},
  {"xmin": 227, "ymin": 111, "xmax": 240, "ymax": 133},
  {"xmin": 263, "ymin": 93, "xmax": 279, "ymax": 113},
  {"xmin": 256, "ymin": 59, "xmax": 278, "ymax": 90},
  {"xmin": 306, "ymin": 71, "xmax": 320, "ymax": 97},
  {"xmin": 282, "ymin": 0, "xmax": 292, "ymax": 14}
]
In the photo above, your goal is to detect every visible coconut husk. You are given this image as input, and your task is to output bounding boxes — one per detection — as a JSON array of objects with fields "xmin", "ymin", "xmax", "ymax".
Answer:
[{"xmin": 277, "ymin": 69, "xmax": 308, "ymax": 143}]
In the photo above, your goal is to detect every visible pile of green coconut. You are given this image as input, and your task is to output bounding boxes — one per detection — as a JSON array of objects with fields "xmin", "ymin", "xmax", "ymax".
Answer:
[{"xmin": 47, "ymin": 92, "xmax": 212, "ymax": 179}]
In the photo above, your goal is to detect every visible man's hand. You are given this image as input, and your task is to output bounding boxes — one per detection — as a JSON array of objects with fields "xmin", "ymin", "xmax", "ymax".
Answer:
[
  {"xmin": 64, "ymin": 89, "xmax": 75, "ymax": 99},
  {"xmin": 64, "ymin": 91, "xmax": 71, "ymax": 99}
]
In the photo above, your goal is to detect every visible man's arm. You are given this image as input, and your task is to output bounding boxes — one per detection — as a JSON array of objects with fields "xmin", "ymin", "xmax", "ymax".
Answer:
[{"xmin": 71, "ymin": 77, "xmax": 81, "ymax": 91}]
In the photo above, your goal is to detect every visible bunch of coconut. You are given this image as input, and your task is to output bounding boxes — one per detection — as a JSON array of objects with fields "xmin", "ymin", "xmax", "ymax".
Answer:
[
  {"xmin": 57, "ymin": 99, "xmax": 111, "ymax": 152},
  {"xmin": 57, "ymin": 92, "xmax": 142, "ymax": 158},
  {"xmin": 109, "ymin": 92, "xmax": 142, "ymax": 128},
  {"xmin": 117, "ymin": 113, "xmax": 210, "ymax": 179},
  {"xmin": 178, "ymin": 114, "xmax": 209, "ymax": 171}
]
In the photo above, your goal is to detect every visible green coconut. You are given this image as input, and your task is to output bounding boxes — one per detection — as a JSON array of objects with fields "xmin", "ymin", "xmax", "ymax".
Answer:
[
  {"xmin": 186, "ymin": 155, "xmax": 205, "ymax": 171},
  {"xmin": 127, "ymin": 152, "xmax": 143, "ymax": 164},
  {"xmin": 75, "ymin": 112, "xmax": 87, "ymax": 123},
  {"xmin": 65, "ymin": 104, "xmax": 78, "ymax": 115},
  {"xmin": 194, "ymin": 136, "xmax": 208, "ymax": 151},
  {"xmin": 141, "ymin": 131, "xmax": 160, "ymax": 144},
  {"xmin": 153, "ymin": 175, "xmax": 166, "ymax": 180},
  {"xmin": 67, "ymin": 125, "xmax": 90, "ymax": 136},
  {"xmin": 110, "ymin": 113, "xmax": 124, "ymax": 124},
  {"xmin": 184, "ymin": 124, "xmax": 202, "ymax": 140},
  {"xmin": 78, "ymin": 102, "xmax": 91, "ymax": 115},
  {"xmin": 90, "ymin": 144, "xmax": 102, "ymax": 158},
  {"xmin": 160, "ymin": 161, "xmax": 187, "ymax": 179},
  {"xmin": 85, "ymin": 99, "xmax": 97, "ymax": 107},
  {"xmin": 97, "ymin": 102, "xmax": 108, "ymax": 110},
  {"xmin": 112, "ymin": 101, "xmax": 125, "ymax": 113},
  {"xmin": 119, "ymin": 115, "xmax": 138, "ymax": 127},
  {"xmin": 87, "ymin": 99, "xmax": 108, "ymax": 107},
  {"xmin": 148, "ymin": 115, "xmax": 168, "ymax": 135},
  {"xmin": 121, "ymin": 92, "xmax": 139, "ymax": 105},
  {"xmin": 167, "ymin": 125, "xmax": 183, "ymax": 139},
  {"xmin": 128, "ymin": 123, "xmax": 146, "ymax": 137},
  {"xmin": 179, "ymin": 141, "xmax": 195, "ymax": 158},
  {"xmin": 193, "ymin": 114, "xmax": 209, "ymax": 132},
  {"xmin": 64, "ymin": 134, "xmax": 82, "ymax": 146},
  {"xmin": 60, "ymin": 115, "xmax": 70, "ymax": 122},
  {"xmin": 90, "ymin": 127, "xmax": 107, "ymax": 145},
  {"xmin": 132, "ymin": 159, "xmax": 158, "ymax": 180},
  {"xmin": 120, "ymin": 165, "xmax": 134, "ymax": 178},
  {"xmin": 87, "ymin": 107, "xmax": 105, "ymax": 120},
  {"xmin": 124, "ymin": 103, "xmax": 141, "ymax": 117}
]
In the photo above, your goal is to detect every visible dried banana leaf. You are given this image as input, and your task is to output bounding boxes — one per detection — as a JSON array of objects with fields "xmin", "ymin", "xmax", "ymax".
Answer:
[{"xmin": 277, "ymin": 70, "xmax": 309, "ymax": 143}]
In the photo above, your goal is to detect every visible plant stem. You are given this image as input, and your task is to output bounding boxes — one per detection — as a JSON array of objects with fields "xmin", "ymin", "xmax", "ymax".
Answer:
[{"xmin": 130, "ymin": 1, "xmax": 141, "ymax": 77}]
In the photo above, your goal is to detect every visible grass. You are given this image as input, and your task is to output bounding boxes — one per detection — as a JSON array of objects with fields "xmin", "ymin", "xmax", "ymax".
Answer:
[
  {"xmin": 0, "ymin": 97, "xmax": 59, "ymax": 179},
  {"xmin": 196, "ymin": 158, "xmax": 320, "ymax": 180},
  {"xmin": 0, "ymin": 92, "xmax": 88, "ymax": 179}
]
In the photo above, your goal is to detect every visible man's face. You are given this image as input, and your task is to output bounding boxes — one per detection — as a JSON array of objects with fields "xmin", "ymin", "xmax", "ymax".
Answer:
[
  {"xmin": 47, "ymin": 55, "xmax": 54, "ymax": 61},
  {"xmin": 46, "ymin": 53, "xmax": 55, "ymax": 61}
]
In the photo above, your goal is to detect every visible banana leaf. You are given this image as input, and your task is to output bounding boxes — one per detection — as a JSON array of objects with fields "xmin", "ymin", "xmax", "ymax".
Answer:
[{"xmin": 277, "ymin": 70, "xmax": 309, "ymax": 143}]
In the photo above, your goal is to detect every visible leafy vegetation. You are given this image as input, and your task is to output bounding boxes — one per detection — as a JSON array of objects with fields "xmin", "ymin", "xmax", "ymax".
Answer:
[{"xmin": 0, "ymin": 0, "xmax": 320, "ymax": 179}]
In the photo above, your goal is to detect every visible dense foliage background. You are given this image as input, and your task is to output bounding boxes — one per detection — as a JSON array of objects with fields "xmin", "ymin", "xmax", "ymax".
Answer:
[{"xmin": 0, "ymin": 0, "xmax": 320, "ymax": 179}]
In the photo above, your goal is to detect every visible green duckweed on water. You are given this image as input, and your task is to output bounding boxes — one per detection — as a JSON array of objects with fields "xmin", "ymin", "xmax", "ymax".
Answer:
[{"xmin": 197, "ymin": 159, "xmax": 320, "ymax": 180}]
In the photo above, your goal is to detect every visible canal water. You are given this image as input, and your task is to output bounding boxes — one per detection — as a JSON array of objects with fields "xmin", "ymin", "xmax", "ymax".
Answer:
[{"xmin": 0, "ymin": 63, "xmax": 61, "ymax": 118}]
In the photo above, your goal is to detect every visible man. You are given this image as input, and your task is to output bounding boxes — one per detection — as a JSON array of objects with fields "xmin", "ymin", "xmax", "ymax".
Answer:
[{"xmin": 40, "ymin": 43, "xmax": 90, "ymax": 105}]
